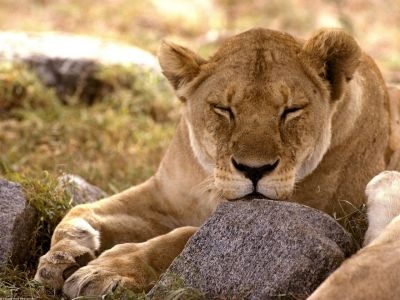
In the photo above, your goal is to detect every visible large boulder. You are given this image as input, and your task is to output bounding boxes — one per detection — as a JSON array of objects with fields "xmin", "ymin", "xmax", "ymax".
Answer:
[
  {"xmin": 149, "ymin": 199, "xmax": 356, "ymax": 300},
  {"xmin": 0, "ymin": 178, "xmax": 37, "ymax": 267}
]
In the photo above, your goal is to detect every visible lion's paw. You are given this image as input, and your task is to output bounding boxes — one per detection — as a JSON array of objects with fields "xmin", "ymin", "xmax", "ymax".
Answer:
[
  {"xmin": 63, "ymin": 263, "xmax": 137, "ymax": 298},
  {"xmin": 34, "ymin": 239, "xmax": 95, "ymax": 289},
  {"xmin": 364, "ymin": 171, "xmax": 400, "ymax": 246}
]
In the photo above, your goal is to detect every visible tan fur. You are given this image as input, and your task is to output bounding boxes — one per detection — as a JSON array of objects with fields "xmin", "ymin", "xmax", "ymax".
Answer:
[
  {"xmin": 387, "ymin": 86, "xmax": 400, "ymax": 170},
  {"xmin": 305, "ymin": 88, "xmax": 400, "ymax": 300},
  {"xmin": 35, "ymin": 28, "xmax": 392, "ymax": 297}
]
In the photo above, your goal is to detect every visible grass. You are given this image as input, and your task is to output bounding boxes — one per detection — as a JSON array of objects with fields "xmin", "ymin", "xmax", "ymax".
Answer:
[
  {"xmin": 6, "ymin": 172, "xmax": 73, "ymax": 263},
  {"xmin": 0, "ymin": 266, "xmax": 62, "ymax": 299},
  {"xmin": 146, "ymin": 274, "xmax": 205, "ymax": 300},
  {"xmin": 333, "ymin": 202, "xmax": 368, "ymax": 250},
  {"xmin": 0, "ymin": 61, "xmax": 177, "ymax": 193}
]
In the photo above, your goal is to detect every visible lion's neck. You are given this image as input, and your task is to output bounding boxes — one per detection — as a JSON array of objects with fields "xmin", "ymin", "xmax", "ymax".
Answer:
[
  {"xmin": 330, "ymin": 72, "xmax": 365, "ymax": 148},
  {"xmin": 155, "ymin": 119, "xmax": 220, "ymax": 225}
]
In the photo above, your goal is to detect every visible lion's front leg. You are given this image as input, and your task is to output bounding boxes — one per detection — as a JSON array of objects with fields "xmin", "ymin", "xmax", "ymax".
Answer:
[
  {"xmin": 35, "ymin": 177, "xmax": 197, "ymax": 290},
  {"xmin": 34, "ymin": 217, "xmax": 100, "ymax": 289},
  {"xmin": 62, "ymin": 226, "xmax": 197, "ymax": 298}
]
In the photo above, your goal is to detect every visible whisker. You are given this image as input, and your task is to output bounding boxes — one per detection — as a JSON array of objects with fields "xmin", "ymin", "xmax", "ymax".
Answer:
[{"xmin": 191, "ymin": 175, "xmax": 215, "ymax": 196}]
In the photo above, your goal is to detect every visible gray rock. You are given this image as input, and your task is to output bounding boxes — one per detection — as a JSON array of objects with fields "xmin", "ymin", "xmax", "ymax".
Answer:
[
  {"xmin": 0, "ymin": 178, "xmax": 37, "ymax": 267},
  {"xmin": 0, "ymin": 31, "xmax": 162, "ymax": 104},
  {"xmin": 25, "ymin": 56, "xmax": 102, "ymax": 104},
  {"xmin": 149, "ymin": 200, "xmax": 356, "ymax": 300},
  {"xmin": 58, "ymin": 174, "xmax": 107, "ymax": 205},
  {"xmin": 0, "ymin": 31, "xmax": 160, "ymax": 70}
]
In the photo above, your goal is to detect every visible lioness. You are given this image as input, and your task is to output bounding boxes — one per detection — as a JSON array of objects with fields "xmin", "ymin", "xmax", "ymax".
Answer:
[{"xmin": 35, "ymin": 28, "xmax": 392, "ymax": 297}]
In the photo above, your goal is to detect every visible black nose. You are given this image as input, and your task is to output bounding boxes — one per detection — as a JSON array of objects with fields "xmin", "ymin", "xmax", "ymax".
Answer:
[{"xmin": 232, "ymin": 158, "xmax": 280, "ymax": 186}]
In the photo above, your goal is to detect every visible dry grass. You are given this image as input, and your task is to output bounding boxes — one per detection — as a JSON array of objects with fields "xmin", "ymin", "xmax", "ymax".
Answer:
[
  {"xmin": 0, "ymin": 0, "xmax": 398, "ymax": 81},
  {"xmin": 0, "ymin": 62, "xmax": 177, "ymax": 193}
]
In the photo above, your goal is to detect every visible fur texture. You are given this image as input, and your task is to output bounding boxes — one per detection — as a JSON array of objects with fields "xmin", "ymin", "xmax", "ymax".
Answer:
[{"xmin": 309, "ymin": 87, "xmax": 400, "ymax": 299}]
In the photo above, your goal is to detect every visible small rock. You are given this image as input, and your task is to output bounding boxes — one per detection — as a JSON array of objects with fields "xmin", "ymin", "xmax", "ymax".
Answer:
[
  {"xmin": 149, "ymin": 200, "xmax": 356, "ymax": 300},
  {"xmin": 58, "ymin": 174, "xmax": 107, "ymax": 205},
  {"xmin": 0, "ymin": 178, "xmax": 37, "ymax": 267},
  {"xmin": 26, "ymin": 56, "xmax": 102, "ymax": 104},
  {"xmin": 0, "ymin": 31, "xmax": 162, "ymax": 104},
  {"xmin": 0, "ymin": 31, "xmax": 160, "ymax": 70}
]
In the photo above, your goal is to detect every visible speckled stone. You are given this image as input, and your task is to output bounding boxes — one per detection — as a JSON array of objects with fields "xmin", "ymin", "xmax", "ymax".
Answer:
[
  {"xmin": 0, "ymin": 178, "xmax": 37, "ymax": 267},
  {"xmin": 149, "ymin": 199, "xmax": 356, "ymax": 300}
]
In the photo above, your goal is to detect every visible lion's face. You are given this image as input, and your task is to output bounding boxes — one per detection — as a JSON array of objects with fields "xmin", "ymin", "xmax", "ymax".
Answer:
[
  {"xmin": 159, "ymin": 28, "xmax": 361, "ymax": 201},
  {"xmin": 184, "ymin": 59, "xmax": 334, "ymax": 201}
]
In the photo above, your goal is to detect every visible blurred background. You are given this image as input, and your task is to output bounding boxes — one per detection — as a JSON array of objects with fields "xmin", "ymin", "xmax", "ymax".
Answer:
[
  {"xmin": 0, "ymin": 0, "xmax": 399, "ymax": 194},
  {"xmin": 1, "ymin": 0, "xmax": 399, "ymax": 77},
  {"xmin": 0, "ymin": 0, "xmax": 399, "ymax": 297}
]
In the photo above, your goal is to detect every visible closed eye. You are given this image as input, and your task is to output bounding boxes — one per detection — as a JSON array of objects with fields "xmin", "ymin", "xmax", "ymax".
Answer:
[
  {"xmin": 281, "ymin": 106, "xmax": 305, "ymax": 122},
  {"xmin": 213, "ymin": 105, "xmax": 235, "ymax": 121}
]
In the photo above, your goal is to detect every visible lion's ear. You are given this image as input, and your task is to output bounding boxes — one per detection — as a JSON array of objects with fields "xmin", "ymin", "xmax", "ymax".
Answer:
[
  {"xmin": 302, "ymin": 29, "xmax": 361, "ymax": 101},
  {"xmin": 158, "ymin": 40, "xmax": 206, "ymax": 92}
]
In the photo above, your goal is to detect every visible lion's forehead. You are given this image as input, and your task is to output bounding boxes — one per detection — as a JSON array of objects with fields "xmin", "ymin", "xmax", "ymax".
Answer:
[
  {"xmin": 230, "ymin": 82, "xmax": 289, "ymax": 109},
  {"xmin": 194, "ymin": 32, "xmax": 318, "ymax": 109},
  {"xmin": 204, "ymin": 53, "xmax": 310, "ymax": 99},
  {"xmin": 210, "ymin": 47, "xmax": 302, "ymax": 76},
  {"xmin": 203, "ymin": 73, "xmax": 311, "ymax": 111},
  {"xmin": 210, "ymin": 28, "xmax": 301, "ymax": 61}
]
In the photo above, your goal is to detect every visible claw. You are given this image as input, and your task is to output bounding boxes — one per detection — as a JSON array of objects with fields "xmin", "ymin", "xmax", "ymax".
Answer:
[
  {"xmin": 63, "ymin": 267, "xmax": 124, "ymax": 298},
  {"xmin": 34, "ymin": 240, "xmax": 95, "ymax": 289}
]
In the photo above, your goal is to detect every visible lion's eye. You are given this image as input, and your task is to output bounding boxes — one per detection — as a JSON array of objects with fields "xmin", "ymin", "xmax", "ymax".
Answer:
[
  {"xmin": 281, "ymin": 106, "xmax": 305, "ymax": 122},
  {"xmin": 212, "ymin": 105, "xmax": 234, "ymax": 121}
]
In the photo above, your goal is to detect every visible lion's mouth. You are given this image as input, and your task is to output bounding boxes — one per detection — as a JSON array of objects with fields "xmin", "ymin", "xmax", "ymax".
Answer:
[{"xmin": 230, "ymin": 192, "xmax": 275, "ymax": 201}]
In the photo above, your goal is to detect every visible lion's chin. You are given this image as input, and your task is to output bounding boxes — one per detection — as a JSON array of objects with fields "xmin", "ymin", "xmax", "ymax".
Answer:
[
  {"xmin": 242, "ymin": 192, "xmax": 273, "ymax": 201},
  {"xmin": 227, "ymin": 192, "xmax": 276, "ymax": 202}
]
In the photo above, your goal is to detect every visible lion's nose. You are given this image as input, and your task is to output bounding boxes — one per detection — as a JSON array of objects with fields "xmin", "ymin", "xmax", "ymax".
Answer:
[{"xmin": 231, "ymin": 157, "xmax": 280, "ymax": 186}]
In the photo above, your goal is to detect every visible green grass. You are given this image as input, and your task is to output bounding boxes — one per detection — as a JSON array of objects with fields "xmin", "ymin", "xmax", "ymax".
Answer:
[
  {"xmin": 0, "ymin": 266, "xmax": 62, "ymax": 299},
  {"xmin": 145, "ymin": 274, "xmax": 205, "ymax": 300},
  {"xmin": 0, "ymin": 61, "xmax": 177, "ymax": 193}
]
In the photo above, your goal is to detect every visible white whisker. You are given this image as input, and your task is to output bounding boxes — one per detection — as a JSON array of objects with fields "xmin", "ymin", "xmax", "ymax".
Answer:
[{"xmin": 191, "ymin": 175, "xmax": 215, "ymax": 196}]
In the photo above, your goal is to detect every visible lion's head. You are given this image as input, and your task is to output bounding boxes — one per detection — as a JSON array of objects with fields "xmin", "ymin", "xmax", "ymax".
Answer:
[{"xmin": 158, "ymin": 28, "xmax": 361, "ymax": 201}]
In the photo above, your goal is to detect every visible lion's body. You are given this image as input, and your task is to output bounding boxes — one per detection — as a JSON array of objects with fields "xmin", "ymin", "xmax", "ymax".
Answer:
[{"xmin": 35, "ymin": 28, "xmax": 394, "ymax": 297}]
